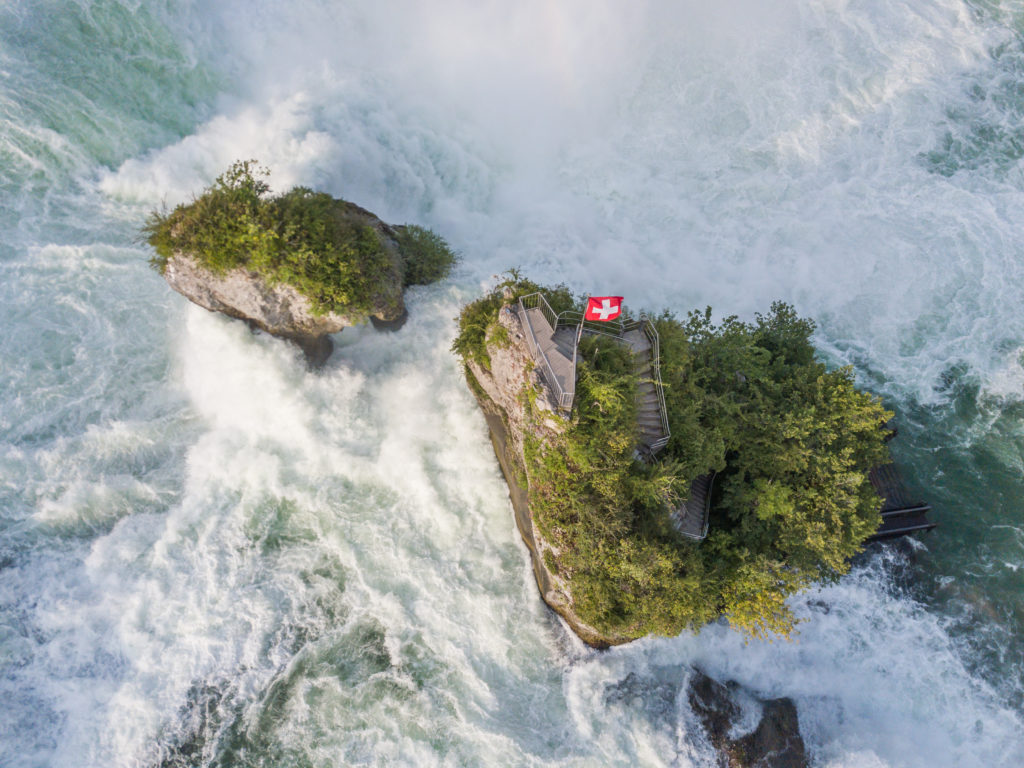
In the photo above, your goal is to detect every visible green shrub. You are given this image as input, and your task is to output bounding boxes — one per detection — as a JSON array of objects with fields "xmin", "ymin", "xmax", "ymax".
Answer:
[
  {"xmin": 395, "ymin": 225, "xmax": 457, "ymax": 285},
  {"xmin": 454, "ymin": 278, "xmax": 892, "ymax": 640},
  {"xmin": 450, "ymin": 270, "xmax": 574, "ymax": 371}
]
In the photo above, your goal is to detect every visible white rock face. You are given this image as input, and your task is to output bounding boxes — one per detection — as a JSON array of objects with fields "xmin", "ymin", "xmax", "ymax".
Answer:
[
  {"xmin": 467, "ymin": 305, "xmax": 563, "ymax": 440},
  {"xmin": 163, "ymin": 254, "xmax": 360, "ymax": 338}
]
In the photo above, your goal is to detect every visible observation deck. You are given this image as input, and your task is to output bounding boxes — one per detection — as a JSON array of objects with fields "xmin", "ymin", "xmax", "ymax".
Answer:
[{"xmin": 515, "ymin": 292, "xmax": 670, "ymax": 458}]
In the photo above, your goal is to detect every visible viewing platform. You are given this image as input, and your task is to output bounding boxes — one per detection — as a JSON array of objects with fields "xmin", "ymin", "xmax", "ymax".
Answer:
[
  {"xmin": 515, "ymin": 292, "xmax": 670, "ymax": 458},
  {"xmin": 517, "ymin": 299, "xmax": 578, "ymax": 411}
]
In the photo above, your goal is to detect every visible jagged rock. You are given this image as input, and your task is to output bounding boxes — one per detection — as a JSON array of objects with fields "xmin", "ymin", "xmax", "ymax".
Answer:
[
  {"xmin": 689, "ymin": 670, "xmax": 740, "ymax": 747},
  {"xmin": 162, "ymin": 201, "xmax": 406, "ymax": 367},
  {"xmin": 688, "ymin": 670, "xmax": 808, "ymax": 768},
  {"xmin": 733, "ymin": 698, "xmax": 806, "ymax": 768},
  {"xmin": 369, "ymin": 307, "xmax": 409, "ymax": 332}
]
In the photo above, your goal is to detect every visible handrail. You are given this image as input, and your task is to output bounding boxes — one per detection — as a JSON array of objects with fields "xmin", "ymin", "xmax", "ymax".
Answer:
[
  {"xmin": 556, "ymin": 308, "xmax": 671, "ymax": 457},
  {"xmin": 698, "ymin": 471, "xmax": 715, "ymax": 540},
  {"xmin": 517, "ymin": 294, "xmax": 575, "ymax": 411},
  {"xmin": 639, "ymin": 315, "xmax": 671, "ymax": 454},
  {"xmin": 556, "ymin": 310, "xmax": 624, "ymax": 339}
]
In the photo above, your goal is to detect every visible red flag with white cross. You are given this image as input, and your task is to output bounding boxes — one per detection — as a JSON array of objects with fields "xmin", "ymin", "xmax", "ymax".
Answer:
[{"xmin": 584, "ymin": 296, "xmax": 624, "ymax": 322}]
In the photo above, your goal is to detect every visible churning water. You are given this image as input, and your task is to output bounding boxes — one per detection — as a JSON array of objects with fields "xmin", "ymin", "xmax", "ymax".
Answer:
[{"xmin": 2, "ymin": 1, "xmax": 1024, "ymax": 765}]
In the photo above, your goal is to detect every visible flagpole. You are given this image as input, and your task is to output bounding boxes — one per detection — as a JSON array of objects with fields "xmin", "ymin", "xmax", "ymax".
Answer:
[{"xmin": 577, "ymin": 294, "xmax": 588, "ymax": 348}]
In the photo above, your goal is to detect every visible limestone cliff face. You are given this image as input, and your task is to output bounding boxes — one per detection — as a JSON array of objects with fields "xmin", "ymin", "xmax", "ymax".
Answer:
[
  {"xmin": 467, "ymin": 305, "xmax": 634, "ymax": 648},
  {"xmin": 162, "ymin": 201, "xmax": 407, "ymax": 366}
]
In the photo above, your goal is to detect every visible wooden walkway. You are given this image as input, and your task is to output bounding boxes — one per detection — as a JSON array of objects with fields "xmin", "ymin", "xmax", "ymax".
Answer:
[
  {"xmin": 668, "ymin": 462, "xmax": 937, "ymax": 544},
  {"xmin": 515, "ymin": 295, "xmax": 935, "ymax": 546},
  {"xmin": 517, "ymin": 299, "xmax": 671, "ymax": 457}
]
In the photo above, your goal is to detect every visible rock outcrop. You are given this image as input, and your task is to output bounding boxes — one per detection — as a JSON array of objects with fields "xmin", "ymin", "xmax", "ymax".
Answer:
[
  {"xmin": 162, "ymin": 201, "xmax": 407, "ymax": 367},
  {"xmin": 688, "ymin": 670, "xmax": 808, "ymax": 768}
]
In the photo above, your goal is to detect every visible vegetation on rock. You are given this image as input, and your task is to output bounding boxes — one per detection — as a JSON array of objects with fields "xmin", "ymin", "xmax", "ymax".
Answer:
[
  {"xmin": 144, "ymin": 160, "xmax": 456, "ymax": 315},
  {"xmin": 454, "ymin": 275, "xmax": 892, "ymax": 640},
  {"xmin": 395, "ymin": 225, "xmax": 459, "ymax": 286}
]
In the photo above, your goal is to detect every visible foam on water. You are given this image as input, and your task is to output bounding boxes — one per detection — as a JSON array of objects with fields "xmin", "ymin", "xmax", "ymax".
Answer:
[{"xmin": 3, "ymin": 0, "xmax": 1024, "ymax": 765}]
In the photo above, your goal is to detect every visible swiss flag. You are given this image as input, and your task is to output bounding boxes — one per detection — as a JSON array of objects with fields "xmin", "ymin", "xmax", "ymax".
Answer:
[{"xmin": 584, "ymin": 296, "xmax": 624, "ymax": 322}]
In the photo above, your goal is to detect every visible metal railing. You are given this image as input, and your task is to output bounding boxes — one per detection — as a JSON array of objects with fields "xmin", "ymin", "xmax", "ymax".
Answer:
[
  {"xmin": 517, "ymin": 293, "xmax": 575, "ymax": 411},
  {"xmin": 565, "ymin": 311, "xmax": 671, "ymax": 457},
  {"xmin": 555, "ymin": 310, "xmax": 624, "ymax": 339},
  {"xmin": 638, "ymin": 316, "xmax": 671, "ymax": 455}
]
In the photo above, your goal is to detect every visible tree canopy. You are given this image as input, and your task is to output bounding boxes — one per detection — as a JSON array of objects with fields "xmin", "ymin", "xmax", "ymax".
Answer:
[{"xmin": 454, "ymin": 277, "xmax": 892, "ymax": 639}]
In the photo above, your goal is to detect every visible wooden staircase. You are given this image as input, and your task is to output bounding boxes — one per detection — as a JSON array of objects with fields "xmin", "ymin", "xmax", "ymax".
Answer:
[
  {"xmin": 672, "ymin": 472, "xmax": 715, "ymax": 540},
  {"xmin": 866, "ymin": 463, "xmax": 937, "ymax": 541},
  {"xmin": 624, "ymin": 328, "xmax": 669, "ymax": 457}
]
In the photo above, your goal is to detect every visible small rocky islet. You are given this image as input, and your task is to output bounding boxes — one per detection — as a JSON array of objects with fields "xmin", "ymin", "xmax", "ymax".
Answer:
[{"xmin": 146, "ymin": 160, "xmax": 456, "ymax": 366}]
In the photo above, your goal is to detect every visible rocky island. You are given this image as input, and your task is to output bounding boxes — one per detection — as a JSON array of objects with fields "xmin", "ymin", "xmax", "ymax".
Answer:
[
  {"xmin": 453, "ymin": 275, "xmax": 894, "ymax": 646},
  {"xmin": 145, "ymin": 161, "xmax": 456, "ymax": 365}
]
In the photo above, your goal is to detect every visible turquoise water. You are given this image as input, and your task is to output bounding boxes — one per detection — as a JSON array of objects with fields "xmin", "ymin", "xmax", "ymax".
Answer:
[{"xmin": 2, "ymin": 1, "xmax": 1023, "ymax": 765}]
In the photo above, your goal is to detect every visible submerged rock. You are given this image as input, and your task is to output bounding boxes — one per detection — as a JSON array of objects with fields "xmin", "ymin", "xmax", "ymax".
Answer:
[{"xmin": 688, "ymin": 669, "xmax": 808, "ymax": 768}]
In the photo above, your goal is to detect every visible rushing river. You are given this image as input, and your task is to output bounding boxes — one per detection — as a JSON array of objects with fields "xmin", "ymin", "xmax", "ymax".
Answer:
[{"xmin": 2, "ymin": 1, "xmax": 1023, "ymax": 765}]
